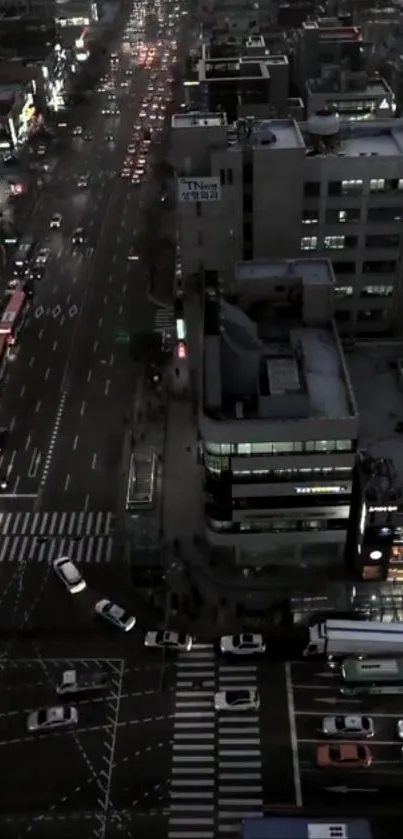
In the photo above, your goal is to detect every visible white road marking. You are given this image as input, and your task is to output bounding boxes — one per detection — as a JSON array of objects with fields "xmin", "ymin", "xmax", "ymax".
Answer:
[
  {"xmin": 285, "ymin": 662, "xmax": 302, "ymax": 807},
  {"xmin": 73, "ymin": 435, "xmax": 79, "ymax": 451},
  {"xmin": 25, "ymin": 434, "xmax": 31, "ymax": 451},
  {"xmin": 40, "ymin": 391, "xmax": 67, "ymax": 489},
  {"xmin": 80, "ymin": 401, "xmax": 86, "ymax": 417},
  {"xmin": 20, "ymin": 385, "xmax": 26, "ymax": 398},
  {"xmin": 104, "ymin": 380, "xmax": 110, "ymax": 395},
  {"xmin": 87, "ymin": 369, "xmax": 92, "ymax": 383},
  {"xmin": 92, "ymin": 454, "xmax": 97, "ymax": 470},
  {"xmin": 35, "ymin": 400, "xmax": 41, "ymax": 414},
  {"xmin": 45, "ymin": 367, "xmax": 50, "ymax": 380},
  {"xmin": 64, "ymin": 474, "xmax": 70, "ymax": 491}
]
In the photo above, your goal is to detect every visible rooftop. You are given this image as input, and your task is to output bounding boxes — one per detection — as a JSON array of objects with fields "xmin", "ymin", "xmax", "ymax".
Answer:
[
  {"xmin": 347, "ymin": 344, "xmax": 403, "ymax": 486},
  {"xmin": 228, "ymin": 118, "xmax": 305, "ymax": 149},
  {"xmin": 307, "ymin": 73, "xmax": 392, "ymax": 97},
  {"xmin": 300, "ymin": 117, "xmax": 403, "ymax": 157},
  {"xmin": 172, "ymin": 112, "xmax": 227, "ymax": 129},
  {"xmin": 203, "ymin": 259, "xmax": 354, "ymax": 423},
  {"xmin": 201, "ymin": 58, "xmax": 265, "ymax": 79}
]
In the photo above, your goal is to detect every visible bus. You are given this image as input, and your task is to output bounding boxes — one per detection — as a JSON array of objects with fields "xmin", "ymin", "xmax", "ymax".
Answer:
[
  {"xmin": 0, "ymin": 290, "xmax": 29, "ymax": 345},
  {"xmin": 0, "ymin": 335, "xmax": 9, "ymax": 379},
  {"xmin": 126, "ymin": 450, "xmax": 157, "ymax": 511},
  {"xmin": 12, "ymin": 235, "xmax": 36, "ymax": 276},
  {"xmin": 341, "ymin": 657, "xmax": 403, "ymax": 696}
]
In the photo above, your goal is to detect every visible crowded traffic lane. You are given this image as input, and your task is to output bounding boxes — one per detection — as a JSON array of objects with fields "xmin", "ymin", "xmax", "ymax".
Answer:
[{"xmin": 0, "ymin": 57, "xmax": 152, "ymax": 498}]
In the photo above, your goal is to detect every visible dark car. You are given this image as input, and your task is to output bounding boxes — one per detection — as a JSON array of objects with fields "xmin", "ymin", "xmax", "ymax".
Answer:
[{"xmin": 72, "ymin": 227, "xmax": 84, "ymax": 245}]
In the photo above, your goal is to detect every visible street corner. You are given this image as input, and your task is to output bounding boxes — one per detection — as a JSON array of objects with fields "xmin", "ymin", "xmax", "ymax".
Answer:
[
  {"xmin": 0, "ymin": 657, "xmax": 124, "ymax": 816},
  {"xmin": 287, "ymin": 660, "xmax": 403, "ymax": 809}
]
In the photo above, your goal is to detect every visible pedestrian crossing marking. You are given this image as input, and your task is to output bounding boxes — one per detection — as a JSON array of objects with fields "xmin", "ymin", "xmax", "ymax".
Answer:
[
  {"xmin": 154, "ymin": 306, "xmax": 174, "ymax": 335},
  {"xmin": 0, "ymin": 512, "xmax": 115, "ymax": 564},
  {"xmin": 0, "ymin": 511, "xmax": 113, "ymax": 537}
]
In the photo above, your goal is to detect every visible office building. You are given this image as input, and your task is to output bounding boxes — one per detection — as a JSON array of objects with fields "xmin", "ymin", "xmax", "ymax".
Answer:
[
  {"xmin": 200, "ymin": 257, "xmax": 358, "ymax": 569},
  {"xmin": 188, "ymin": 53, "xmax": 289, "ymax": 122},
  {"xmin": 172, "ymin": 112, "xmax": 403, "ymax": 335},
  {"xmin": 305, "ymin": 71, "xmax": 395, "ymax": 121}
]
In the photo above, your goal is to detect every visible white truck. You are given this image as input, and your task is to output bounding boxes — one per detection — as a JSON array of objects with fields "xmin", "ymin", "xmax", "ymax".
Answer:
[
  {"xmin": 303, "ymin": 619, "xmax": 403, "ymax": 661},
  {"xmin": 56, "ymin": 669, "xmax": 108, "ymax": 695}
]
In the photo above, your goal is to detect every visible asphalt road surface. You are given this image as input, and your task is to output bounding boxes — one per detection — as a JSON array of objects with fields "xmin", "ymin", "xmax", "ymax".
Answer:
[
  {"xmin": 0, "ymin": 645, "xmax": 174, "ymax": 839},
  {"xmin": 0, "ymin": 9, "xmax": 172, "ymax": 514}
]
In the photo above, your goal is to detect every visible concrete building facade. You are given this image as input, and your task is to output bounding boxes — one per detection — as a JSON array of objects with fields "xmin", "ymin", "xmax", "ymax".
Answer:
[
  {"xmin": 200, "ymin": 257, "xmax": 359, "ymax": 568},
  {"xmin": 171, "ymin": 112, "xmax": 403, "ymax": 335}
]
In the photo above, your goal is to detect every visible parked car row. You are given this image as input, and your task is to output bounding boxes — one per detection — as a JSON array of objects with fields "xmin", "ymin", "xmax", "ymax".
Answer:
[{"xmin": 317, "ymin": 714, "xmax": 403, "ymax": 769}]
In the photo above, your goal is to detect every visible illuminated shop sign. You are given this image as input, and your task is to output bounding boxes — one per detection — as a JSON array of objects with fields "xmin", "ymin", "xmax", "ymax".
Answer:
[
  {"xmin": 368, "ymin": 505, "xmax": 398, "ymax": 513},
  {"xmin": 295, "ymin": 485, "xmax": 348, "ymax": 494}
]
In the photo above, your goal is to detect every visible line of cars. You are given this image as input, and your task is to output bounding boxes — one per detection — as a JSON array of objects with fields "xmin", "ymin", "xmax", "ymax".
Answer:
[
  {"xmin": 53, "ymin": 552, "xmax": 266, "ymax": 713},
  {"xmin": 314, "ymin": 713, "xmax": 403, "ymax": 769}
]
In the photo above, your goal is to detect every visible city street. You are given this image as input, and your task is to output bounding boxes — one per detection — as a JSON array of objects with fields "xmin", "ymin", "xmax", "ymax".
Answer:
[
  {"xmin": 0, "ymin": 14, "xmax": 169, "ymax": 513},
  {"xmin": 0, "ymin": 651, "xmax": 174, "ymax": 838}
]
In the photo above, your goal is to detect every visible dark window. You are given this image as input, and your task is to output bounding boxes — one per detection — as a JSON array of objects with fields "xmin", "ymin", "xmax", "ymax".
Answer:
[
  {"xmin": 196, "ymin": 202, "xmax": 201, "ymax": 217},
  {"xmin": 367, "ymin": 206, "xmax": 403, "ymax": 223},
  {"xmin": 243, "ymin": 193, "xmax": 252, "ymax": 213},
  {"xmin": 334, "ymin": 310, "xmax": 351, "ymax": 322},
  {"xmin": 220, "ymin": 168, "xmax": 225, "ymax": 185},
  {"xmin": 227, "ymin": 168, "xmax": 233, "ymax": 185},
  {"xmin": 333, "ymin": 261, "xmax": 356, "ymax": 275},
  {"xmin": 366, "ymin": 234, "xmax": 400, "ymax": 249},
  {"xmin": 304, "ymin": 181, "xmax": 320, "ymax": 197},
  {"xmin": 243, "ymin": 222, "xmax": 252, "ymax": 241},
  {"xmin": 243, "ymin": 162, "xmax": 252, "ymax": 183},
  {"xmin": 363, "ymin": 260, "xmax": 397, "ymax": 274},
  {"xmin": 328, "ymin": 181, "xmax": 342, "ymax": 196}
]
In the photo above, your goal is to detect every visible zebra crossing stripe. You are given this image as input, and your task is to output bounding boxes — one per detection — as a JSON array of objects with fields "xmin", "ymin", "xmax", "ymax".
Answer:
[
  {"xmin": 169, "ymin": 648, "xmax": 264, "ymax": 838},
  {"xmin": 0, "ymin": 511, "xmax": 113, "ymax": 538},
  {"xmin": 154, "ymin": 307, "xmax": 174, "ymax": 333}
]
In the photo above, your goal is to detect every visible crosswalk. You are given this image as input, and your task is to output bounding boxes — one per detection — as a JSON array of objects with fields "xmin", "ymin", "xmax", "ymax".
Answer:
[
  {"xmin": 169, "ymin": 646, "xmax": 263, "ymax": 839},
  {"xmin": 217, "ymin": 661, "xmax": 263, "ymax": 834},
  {"xmin": 154, "ymin": 306, "xmax": 174, "ymax": 336},
  {"xmin": 0, "ymin": 512, "xmax": 114, "ymax": 564}
]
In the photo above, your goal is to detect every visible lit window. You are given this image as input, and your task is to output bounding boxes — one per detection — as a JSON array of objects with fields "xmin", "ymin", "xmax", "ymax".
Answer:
[
  {"xmin": 398, "ymin": 179, "xmax": 403, "ymax": 190},
  {"xmin": 301, "ymin": 236, "xmax": 317, "ymax": 251},
  {"xmin": 335, "ymin": 286, "xmax": 353, "ymax": 297},
  {"xmin": 302, "ymin": 211, "xmax": 319, "ymax": 225},
  {"xmin": 342, "ymin": 179, "xmax": 363, "ymax": 194},
  {"xmin": 361, "ymin": 285, "xmax": 394, "ymax": 298},
  {"xmin": 370, "ymin": 178, "xmax": 385, "ymax": 192},
  {"xmin": 324, "ymin": 235, "xmax": 345, "ymax": 250}
]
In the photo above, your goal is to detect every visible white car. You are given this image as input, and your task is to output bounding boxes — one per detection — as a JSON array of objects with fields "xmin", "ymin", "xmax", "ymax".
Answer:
[
  {"xmin": 321, "ymin": 715, "xmax": 374, "ymax": 738},
  {"xmin": 27, "ymin": 705, "xmax": 78, "ymax": 732},
  {"xmin": 397, "ymin": 720, "xmax": 403, "ymax": 739},
  {"xmin": 77, "ymin": 176, "xmax": 89, "ymax": 188},
  {"xmin": 50, "ymin": 213, "xmax": 62, "ymax": 229},
  {"xmin": 220, "ymin": 633, "xmax": 266, "ymax": 655},
  {"xmin": 127, "ymin": 144, "xmax": 136, "ymax": 154},
  {"xmin": 53, "ymin": 556, "xmax": 86, "ymax": 595},
  {"xmin": 95, "ymin": 599, "xmax": 136, "ymax": 632},
  {"xmin": 214, "ymin": 689, "xmax": 260, "ymax": 712},
  {"xmin": 72, "ymin": 126, "xmax": 82, "ymax": 136},
  {"xmin": 144, "ymin": 631, "xmax": 192, "ymax": 651}
]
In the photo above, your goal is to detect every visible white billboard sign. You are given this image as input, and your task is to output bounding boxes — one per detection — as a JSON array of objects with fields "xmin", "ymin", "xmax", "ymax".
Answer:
[{"xmin": 178, "ymin": 177, "xmax": 221, "ymax": 203}]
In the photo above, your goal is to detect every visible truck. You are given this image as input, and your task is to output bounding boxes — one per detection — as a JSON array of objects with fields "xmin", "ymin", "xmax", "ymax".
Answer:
[
  {"xmin": 303, "ymin": 619, "xmax": 403, "ymax": 662},
  {"xmin": 56, "ymin": 669, "xmax": 108, "ymax": 695}
]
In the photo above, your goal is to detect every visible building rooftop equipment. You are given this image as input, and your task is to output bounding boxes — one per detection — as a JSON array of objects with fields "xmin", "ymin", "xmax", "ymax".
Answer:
[{"xmin": 203, "ymin": 259, "xmax": 356, "ymax": 423}]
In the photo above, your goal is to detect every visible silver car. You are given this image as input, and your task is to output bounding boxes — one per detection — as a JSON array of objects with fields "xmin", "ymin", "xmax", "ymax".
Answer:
[
  {"xmin": 321, "ymin": 715, "xmax": 374, "ymax": 738},
  {"xmin": 27, "ymin": 705, "xmax": 78, "ymax": 732}
]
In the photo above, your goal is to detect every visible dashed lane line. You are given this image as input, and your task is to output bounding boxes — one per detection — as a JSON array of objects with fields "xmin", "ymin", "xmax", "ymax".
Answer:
[
  {"xmin": 0, "ymin": 714, "xmax": 176, "ymax": 747},
  {"xmin": 0, "ymin": 689, "xmax": 167, "ymax": 716}
]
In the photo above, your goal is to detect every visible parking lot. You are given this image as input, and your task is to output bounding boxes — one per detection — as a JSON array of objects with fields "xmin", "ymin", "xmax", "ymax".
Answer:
[
  {"xmin": 288, "ymin": 661, "xmax": 403, "ymax": 807},
  {"xmin": 0, "ymin": 658, "xmax": 124, "ymax": 815}
]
